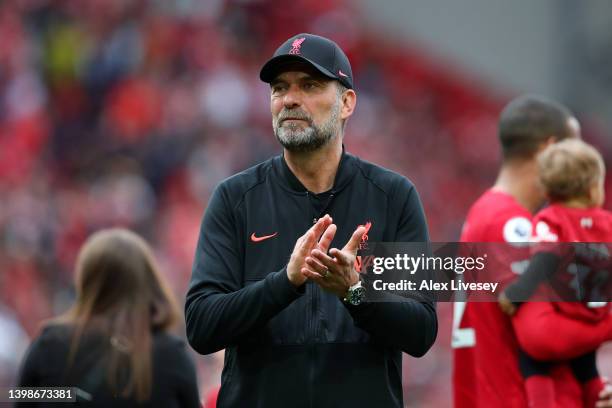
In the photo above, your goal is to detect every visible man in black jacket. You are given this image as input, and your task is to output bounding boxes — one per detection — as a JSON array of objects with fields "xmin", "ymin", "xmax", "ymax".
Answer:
[{"xmin": 185, "ymin": 33, "xmax": 437, "ymax": 408}]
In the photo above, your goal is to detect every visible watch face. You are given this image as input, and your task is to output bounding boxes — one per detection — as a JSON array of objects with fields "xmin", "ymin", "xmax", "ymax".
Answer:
[{"xmin": 349, "ymin": 286, "xmax": 366, "ymax": 306}]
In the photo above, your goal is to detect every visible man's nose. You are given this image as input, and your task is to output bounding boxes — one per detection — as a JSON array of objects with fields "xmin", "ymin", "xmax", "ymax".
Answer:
[{"xmin": 282, "ymin": 85, "xmax": 302, "ymax": 109}]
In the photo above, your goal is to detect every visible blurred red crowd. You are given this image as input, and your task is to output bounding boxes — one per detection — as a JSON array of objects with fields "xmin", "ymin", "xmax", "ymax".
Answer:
[{"xmin": 1, "ymin": 0, "xmax": 610, "ymax": 406}]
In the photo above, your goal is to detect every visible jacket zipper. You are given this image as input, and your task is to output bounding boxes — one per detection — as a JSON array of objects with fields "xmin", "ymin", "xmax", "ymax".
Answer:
[
  {"xmin": 306, "ymin": 192, "xmax": 315, "ymax": 408},
  {"xmin": 307, "ymin": 191, "xmax": 336, "ymax": 408}
]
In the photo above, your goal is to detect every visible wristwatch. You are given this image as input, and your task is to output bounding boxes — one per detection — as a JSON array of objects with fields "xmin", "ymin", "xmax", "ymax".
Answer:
[{"xmin": 344, "ymin": 279, "xmax": 366, "ymax": 306}]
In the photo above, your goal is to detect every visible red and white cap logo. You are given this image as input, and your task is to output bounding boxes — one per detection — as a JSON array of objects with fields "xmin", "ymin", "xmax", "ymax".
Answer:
[{"xmin": 289, "ymin": 37, "xmax": 306, "ymax": 55}]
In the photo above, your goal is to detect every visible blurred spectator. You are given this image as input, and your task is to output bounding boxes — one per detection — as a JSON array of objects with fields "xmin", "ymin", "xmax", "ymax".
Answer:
[
  {"xmin": 16, "ymin": 228, "xmax": 200, "ymax": 407},
  {"xmin": 0, "ymin": 303, "xmax": 29, "ymax": 387}
]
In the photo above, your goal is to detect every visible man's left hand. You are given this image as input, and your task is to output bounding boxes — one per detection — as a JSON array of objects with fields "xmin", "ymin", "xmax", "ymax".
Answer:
[{"xmin": 302, "ymin": 225, "xmax": 366, "ymax": 298}]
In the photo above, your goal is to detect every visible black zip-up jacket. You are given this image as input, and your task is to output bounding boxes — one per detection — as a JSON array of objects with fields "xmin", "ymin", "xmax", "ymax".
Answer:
[{"xmin": 185, "ymin": 151, "xmax": 437, "ymax": 408}]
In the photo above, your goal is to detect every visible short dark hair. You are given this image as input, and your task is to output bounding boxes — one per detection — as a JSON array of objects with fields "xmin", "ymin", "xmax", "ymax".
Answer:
[{"xmin": 498, "ymin": 95, "xmax": 575, "ymax": 160}]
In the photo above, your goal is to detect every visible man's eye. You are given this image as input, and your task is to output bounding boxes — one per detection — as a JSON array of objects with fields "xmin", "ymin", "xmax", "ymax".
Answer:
[
  {"xmin": 303, "ymin": 82, "xmax": 317, "ymax": 90},
  {"xmin": 272, "ymin": 85, "xmax": 286, "ymax": 93}
]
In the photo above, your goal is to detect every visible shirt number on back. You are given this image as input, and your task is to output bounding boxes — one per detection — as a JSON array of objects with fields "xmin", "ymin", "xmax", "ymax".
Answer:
[{"xmin": 452, "ymin": 302, "xmax": 475, "ymax": 348}]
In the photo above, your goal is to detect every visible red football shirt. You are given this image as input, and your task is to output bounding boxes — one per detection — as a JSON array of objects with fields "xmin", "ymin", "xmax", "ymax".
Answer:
[
  {"xmin": 533, "ymin": 204, "xmax": 612, "ymax": 243},
  {"xmin": 453, "ymin": 190, "xmax": 582, "ymax": 408},
  {"xmin": 531, "ymin": 204, "xmax": 612, "ymax": 321}
]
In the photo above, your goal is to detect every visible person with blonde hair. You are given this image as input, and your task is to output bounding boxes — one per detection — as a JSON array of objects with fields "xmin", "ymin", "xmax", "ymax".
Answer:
[
  {"xmin": 499, "ymin": 139, "xmax": 612, "ymax": 407},
  {"xmin": 454, "ymin": 95, "xmax": 612, "ymax": 407},
  {"xmin": 16, "ymin": 228, "xmax": 200, "ymax": 407}
]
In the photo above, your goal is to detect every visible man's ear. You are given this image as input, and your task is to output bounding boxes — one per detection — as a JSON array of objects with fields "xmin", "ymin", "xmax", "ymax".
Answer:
[
  {"xmin": 340, "ymin": 89, "xmax": 356, "ymax": 121},
  {"xmin": 538, "ymin": 136, "xmax": 557, "ymax": 152}
]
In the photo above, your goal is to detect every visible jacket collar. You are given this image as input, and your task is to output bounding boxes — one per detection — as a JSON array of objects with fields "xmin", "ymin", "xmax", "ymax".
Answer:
[{"xmin": 273, "ymin": 146, "xmax": 357, "ymax": 194}]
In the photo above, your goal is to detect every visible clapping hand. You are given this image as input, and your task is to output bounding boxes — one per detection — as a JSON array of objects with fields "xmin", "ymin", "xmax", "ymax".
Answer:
[{"xmin": 302, "ymin": 224, "xmax": 366, "ymax": 298}]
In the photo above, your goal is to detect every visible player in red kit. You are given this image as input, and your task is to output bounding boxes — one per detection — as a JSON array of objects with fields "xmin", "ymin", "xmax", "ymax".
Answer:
[
  {"xmin": 499, "ymin": 139, "xmax": 612, "ymax": 408},
  {"xmin": 453, "ymin": 95, "xmax": 584, "ymax": 408}
]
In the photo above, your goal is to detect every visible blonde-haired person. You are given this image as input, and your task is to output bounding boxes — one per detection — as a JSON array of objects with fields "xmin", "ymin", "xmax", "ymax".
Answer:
[
  {"xmin": 500, "ymin": 139, "xmax": 612, "ymax": 407},
  {"xmin": 538, "ymin": 138, "xmax": 606, "ymax": 209},
  {"xmin": 16, "ymin": 228, "xmax": 200, "ymax": 407}
]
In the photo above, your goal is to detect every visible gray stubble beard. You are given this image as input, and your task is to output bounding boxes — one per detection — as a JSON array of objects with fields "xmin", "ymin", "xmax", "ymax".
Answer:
[{"xmin": 273, "ymin": 99, "xmax": 341, "ymax": 153}]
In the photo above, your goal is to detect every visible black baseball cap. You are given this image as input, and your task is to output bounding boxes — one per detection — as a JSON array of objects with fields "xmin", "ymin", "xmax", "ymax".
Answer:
[{"xmin": 260, "ymin": 33, "xmax": 354, "ymax": 89}]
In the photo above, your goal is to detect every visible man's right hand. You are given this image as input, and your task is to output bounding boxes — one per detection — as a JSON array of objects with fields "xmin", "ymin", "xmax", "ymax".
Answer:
[{"xmin": 287, "ymin": 215, "xmax": 336, "ymax": 287}]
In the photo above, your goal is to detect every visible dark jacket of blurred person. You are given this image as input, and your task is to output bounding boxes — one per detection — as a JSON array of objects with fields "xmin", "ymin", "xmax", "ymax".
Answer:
[
  {"xmin": 16, "ymin": 228, "xmax": 201, "ymax": 408},
  {"xmin": 186, "ymin": 33, "xmax": 437, "ymax": 407}
]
